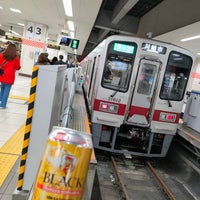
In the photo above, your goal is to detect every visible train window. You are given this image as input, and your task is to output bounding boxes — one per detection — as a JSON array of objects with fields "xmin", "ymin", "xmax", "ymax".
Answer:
[
  {"xmin": 101, "ymin": 41, "xmax": 136, "ymax": 92},
  {"xmin": 160, "ymin": 51, "xmax": 193, "ymax": 101},
  {"xmin": 102, "ymin": 58, "xmax": 132, "ymax": 92},
  {"xmin": 137, "ymin": 63, "xmax": 157, "ymax": 95}
]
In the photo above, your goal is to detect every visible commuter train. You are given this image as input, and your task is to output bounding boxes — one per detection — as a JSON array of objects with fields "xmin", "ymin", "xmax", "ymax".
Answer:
[{"xmin": 80, "ymin": 35, "xmax": 194, "ymax": 157}]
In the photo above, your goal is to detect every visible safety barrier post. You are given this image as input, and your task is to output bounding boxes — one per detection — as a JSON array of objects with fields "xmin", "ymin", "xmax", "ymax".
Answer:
[{"xmin": 17, "ymin": 66, "xmax": 39, "ymax": 190}]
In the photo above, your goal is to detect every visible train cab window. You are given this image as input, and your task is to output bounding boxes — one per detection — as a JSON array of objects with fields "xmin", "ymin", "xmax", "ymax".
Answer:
[
  {"xmin": 102, "ymin": 58, "xmax": 132, "ymax": 92},
  {"xmin": 137, "ymin": 63, "xmax": 157, "ymax": 95},
  {"xmin": 160, "ymin": 51, "xmax": 193, "ymax": 101},
  {"xmin": 101, "ymin": 41, "xmax": 136, "ymax": 92}
]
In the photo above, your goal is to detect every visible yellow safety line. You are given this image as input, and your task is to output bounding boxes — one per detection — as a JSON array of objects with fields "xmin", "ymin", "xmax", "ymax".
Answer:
[
  {"xmin": 0, "ymin": 124, "xmax": 25, "ymax": 186},
  {"xmin": 84, "ymin": 115, "xmax": 91, "ymax": 134},
  {"xmin": 84, "ymin": 115, "xmax": 96, "ymax": 163},
  {"xmin": 9, "ymin": 95, "xmax": 29, "ymax": 101}
]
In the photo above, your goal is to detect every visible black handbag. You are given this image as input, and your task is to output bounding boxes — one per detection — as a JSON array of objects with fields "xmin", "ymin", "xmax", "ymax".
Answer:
[
  {"xmin": 0, "ymin": 60, "xmax": 6, "ymax": 76},
  {"xmin": 0, "ymin": 68, "xmax": 3, "ymax": 75}
]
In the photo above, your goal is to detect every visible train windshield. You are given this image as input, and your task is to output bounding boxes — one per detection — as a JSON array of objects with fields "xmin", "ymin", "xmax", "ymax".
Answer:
[
  {"xmin": 101, "ymin": 41, "xmax": 136, "ymax": 92},
  {"xmin": 160, "ymin": 51, "xmax": 193, "ymax": 101}
]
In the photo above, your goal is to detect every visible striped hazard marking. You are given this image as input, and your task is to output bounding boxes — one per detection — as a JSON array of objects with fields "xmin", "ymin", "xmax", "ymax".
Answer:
[{"xmin": 17, "ymin": 66, "xmax": 39, "ymax": 190}]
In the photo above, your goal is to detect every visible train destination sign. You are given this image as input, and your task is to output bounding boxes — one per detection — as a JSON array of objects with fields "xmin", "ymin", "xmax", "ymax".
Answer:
[
  {"xmin": 113, "ymin": 42, "xmax": 135, "ymax": 54},
  {"xmin": 141, "ymin": 42, "xmax": 167, "ymax": 54}
]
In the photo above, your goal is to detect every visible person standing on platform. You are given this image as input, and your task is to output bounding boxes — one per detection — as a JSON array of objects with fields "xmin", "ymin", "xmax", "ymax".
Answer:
[
  {"xmin": 55, "ymin": 55, "xmax": 66, "ymax": 65},
  {"xmin": 35, "ymin": 53, "xmax": 50, "ymax": 65},
  {"xmin": 50, "ymin": 56, "xmax": 58, "ymax": 65},
  {"xmin": 0, "ymin": 43, "xmax": 21, "ymax": 109},
  {"xmin": 67, "ymin": 55, "xmax": 75, "ymax": 68}
]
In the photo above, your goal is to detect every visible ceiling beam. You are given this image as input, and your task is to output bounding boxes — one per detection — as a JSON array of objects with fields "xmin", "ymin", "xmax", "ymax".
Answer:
[
  {"xmin": 94, "ymin": 25, "xmax": 136, "ymax": 36},
  {"xmin": 96, "ymin": 29, "xmax": 110, "ymax": 41},
  {"xmin": 96, "ymin": 10, "xmax": 139, "ymax": 34},
  {"xmin": 112, "ymin": 0, "xmax": 139, "ymax": 24}
]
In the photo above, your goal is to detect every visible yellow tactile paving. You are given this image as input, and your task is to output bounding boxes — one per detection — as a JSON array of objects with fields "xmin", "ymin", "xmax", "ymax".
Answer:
[
  {"xmin": 0, "ymin": 154, "xmax": 19, "ymax": 185},
  {"xmin": 9, "ymin": 95, "xmax": 29, "ymax": 101},
  {"xmin": 0, "ymin": 124, "xmax": 25, "ymax": 186},
  {"xmin": 0, "ymin": 124, "xmax": 25, "ymax": 154}
]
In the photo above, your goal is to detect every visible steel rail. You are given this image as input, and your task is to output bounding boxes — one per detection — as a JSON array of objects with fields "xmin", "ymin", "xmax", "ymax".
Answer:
[
  {"xmin": 146, "ymin": 161, "xmax": 176, "ymax": 200},
  {"xmin": 111, "ymin": 156, "xmax": 130, "ymax": 200}
]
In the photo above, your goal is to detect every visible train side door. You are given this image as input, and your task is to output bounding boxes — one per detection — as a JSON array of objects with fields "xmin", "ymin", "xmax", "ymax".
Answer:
[{"xmin": 125, "ymin": 58, "xmax": 160, "ymax": 126}]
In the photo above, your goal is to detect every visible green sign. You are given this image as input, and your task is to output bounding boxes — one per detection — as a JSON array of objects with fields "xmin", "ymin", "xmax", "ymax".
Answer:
[
  {"xmin": 113, "ymin": 42, "xmax": 135, "ymax": 54},
  {"xmin": 71, "ymin": 39, "xmax": 79, "ymax": 49}
]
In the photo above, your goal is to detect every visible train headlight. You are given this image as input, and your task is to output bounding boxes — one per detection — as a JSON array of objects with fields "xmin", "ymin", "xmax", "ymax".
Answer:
[
  {"xmin": 99, "ymin": 102, "xmax": 119, "ymax": 113},
  {"xmin": 101, "ymin": 104, "xmax": 108, "ymax": 109},
  {"xmin": 159, "ymin": 112, "xmax": 176, "ymax": 122}
]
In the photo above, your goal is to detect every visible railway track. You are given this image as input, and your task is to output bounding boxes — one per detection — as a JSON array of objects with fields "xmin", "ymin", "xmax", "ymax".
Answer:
[{"xmin": 94, "ymin": 152, "xmax": 199, "ymax": 200}]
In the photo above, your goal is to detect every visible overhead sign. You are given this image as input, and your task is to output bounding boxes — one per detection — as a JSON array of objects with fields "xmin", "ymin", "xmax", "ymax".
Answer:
[
  {"xmin": 6, "ymin": 35, "xmax": 22, "ymax": 42},
  {"xmin": 25, "ymin": 22, "xmax": 47, "ymax": 41},
  {"xmin": 47, "ymin": 44, "xmax": 60, "ymax": 50},
  {"xmin": 71, "ymin": 39, "xmax": 79, "ymax": 49}
]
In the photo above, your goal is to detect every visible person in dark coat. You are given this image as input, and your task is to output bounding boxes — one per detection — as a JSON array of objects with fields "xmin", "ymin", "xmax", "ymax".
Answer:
[
  {"xmin": 55, "ymin": 55, "xmax": 65, "ymax": 65},
  {"xmin": 50, "ymin": 56, "xmax": 58, "ymax": 65}
]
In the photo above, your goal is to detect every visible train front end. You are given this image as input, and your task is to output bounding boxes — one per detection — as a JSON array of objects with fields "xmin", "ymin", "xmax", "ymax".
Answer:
[{"xmin": 84, "ymin": 35, "xmax": 194, "ymax": 157}]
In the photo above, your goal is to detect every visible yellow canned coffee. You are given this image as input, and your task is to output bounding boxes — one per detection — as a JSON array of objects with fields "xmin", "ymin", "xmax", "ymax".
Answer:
[{"xmin": 31, "ymin": 126, "xmax": 93, "ymax": 200}]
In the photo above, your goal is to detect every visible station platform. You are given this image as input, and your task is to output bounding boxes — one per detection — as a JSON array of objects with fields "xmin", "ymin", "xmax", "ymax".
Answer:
[
  {"xmin": 0, "ymin": 73, "xmax": 96, "ymax": 199},
  {"xmin": 177, "ymin": 122, "xmax": 200, "ymax": 150},
  {"xmin": 2, "ymin": 74, "xmax": 200, "ymax": 200},
  {"xmin": 0, "ymin": 74, "xmax": 31, "ymax": 199}
]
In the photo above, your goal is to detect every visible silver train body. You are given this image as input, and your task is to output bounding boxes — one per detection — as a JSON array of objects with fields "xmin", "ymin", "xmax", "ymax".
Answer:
[{"xmin": 81, "ymin": 35, "xmax": 194, "ymax": 157}]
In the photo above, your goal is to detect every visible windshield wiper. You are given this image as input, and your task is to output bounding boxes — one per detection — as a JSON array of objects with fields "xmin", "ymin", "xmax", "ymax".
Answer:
[
  {"xmin": 110, "ymin": 78, "xmax": 123, "ymax": 98},
  {"xmin": 166, "ymin": 92, "xmax": 172, "ymax": 107},
  {"xmin": 110, "ymin": 90, "xmax": 118, "ymax": 97},
  {"xmin": 167, "ymin": 99, "xmax": 172, "ymax": 107}
]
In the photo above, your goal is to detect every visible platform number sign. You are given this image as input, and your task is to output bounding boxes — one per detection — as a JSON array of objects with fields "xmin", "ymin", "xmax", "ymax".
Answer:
[{"xmin": 26, "ymin": 22, "xmax": 45, "ymax": 40}]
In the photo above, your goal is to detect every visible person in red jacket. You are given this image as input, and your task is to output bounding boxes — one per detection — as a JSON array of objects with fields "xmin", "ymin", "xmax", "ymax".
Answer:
[{"xmin": 0, "ymin": 43, "xmax": 21, "ymax": 109}]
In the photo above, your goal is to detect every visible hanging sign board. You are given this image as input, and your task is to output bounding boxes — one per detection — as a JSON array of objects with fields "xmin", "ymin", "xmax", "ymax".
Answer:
[
  {"xmin": 5, "ymin": 35, "xmax": 22, "ymax": 42},
  {"xmin": 25, "ymin": 22, "xmax": 47, "ymax": 41}
]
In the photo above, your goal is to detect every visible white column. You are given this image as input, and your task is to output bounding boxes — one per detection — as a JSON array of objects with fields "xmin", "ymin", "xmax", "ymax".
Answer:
[{"xmin": 20, "ymin": 21, "xmax": 48, "ymax": 76}]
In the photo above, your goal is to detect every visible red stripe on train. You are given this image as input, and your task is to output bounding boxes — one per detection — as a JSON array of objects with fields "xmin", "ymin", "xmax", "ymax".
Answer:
[
  {"xmin": 93, "ymin": 99, "xmax": 180, "ymax": 123},
  {"xmin": 152, "ymin": 110, "xmax": 180, "ymax": 124},
  {"xmin": 93, "ymin": 99, "xmax": 126, "ymax": 115},
  {"xmin": 128, "ymin": 106, "xmax": 149, "ymax": 117}
]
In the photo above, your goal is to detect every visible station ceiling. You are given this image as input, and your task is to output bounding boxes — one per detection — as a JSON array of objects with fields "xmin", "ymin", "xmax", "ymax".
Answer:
[
  {"xmin": 82, "ymin": 0, "xmax": 163, "ymax": 59},
  {"xmin": 0, "ymin": 0, "xmax": 199, "ymax": 61}
]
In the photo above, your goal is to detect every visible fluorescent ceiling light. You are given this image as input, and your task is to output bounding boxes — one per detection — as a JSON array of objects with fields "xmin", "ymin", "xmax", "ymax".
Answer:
[
  {"xmin": 0, "ymin": 6, "xmax": 3, "ymax": 9},
  {"xmin": 67, "ymin": 21, "xmax": 74, "ymax": 31},
  {"xmin": 10, "ymin": 8, "xmax": 22, "ymax": 13},
  {"xmin": 9, "ymin": 30, "xmax": 20, "ymax": 36},
  {"xmin": 62, "ymin": 0, "xmax": 73, "ymax": 17},
  {"xmin": 70, "ymin": 31, "xmax": 74, "ymax": 38},
  {"xmin": 181, "ymin": 35, "xmax": 200, "ymax": 42},
  {"xmin": 17, "ymin": 23, "xmax": 25, "ymax": 26},
  {"xmin": 197, "ymin": 53, "xmax": 200, "ymax": 55}
]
